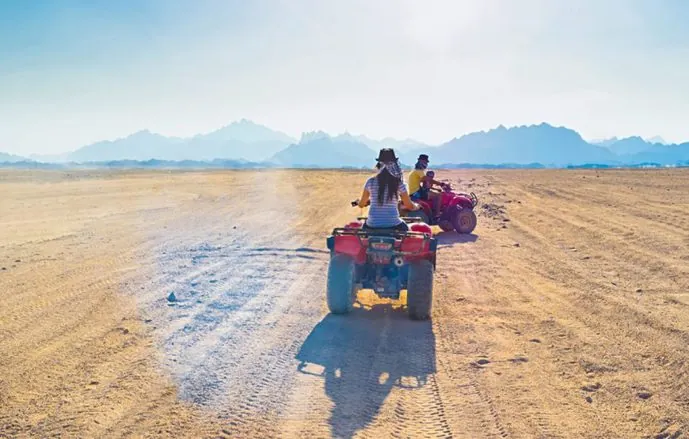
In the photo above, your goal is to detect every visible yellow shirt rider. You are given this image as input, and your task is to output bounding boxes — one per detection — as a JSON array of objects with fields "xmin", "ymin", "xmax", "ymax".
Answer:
[{"xmin": 408, "ymin": 154, "xmax": 444, "ymax": 217}]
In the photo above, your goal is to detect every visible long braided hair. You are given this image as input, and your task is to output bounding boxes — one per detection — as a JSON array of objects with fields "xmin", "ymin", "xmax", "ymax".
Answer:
[{"xmin": 374, "ymin": 149, "xmax": 404, "ymax": 204}]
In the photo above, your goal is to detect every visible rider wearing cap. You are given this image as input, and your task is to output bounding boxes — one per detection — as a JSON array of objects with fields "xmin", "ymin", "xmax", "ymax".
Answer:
[
  {"xmin": 356, "ymin": 148, "xmax": 420, "ymax": 231},
  {"xmin": 408, "ymin": 154, "xmax": 444, "ymax": 218}
]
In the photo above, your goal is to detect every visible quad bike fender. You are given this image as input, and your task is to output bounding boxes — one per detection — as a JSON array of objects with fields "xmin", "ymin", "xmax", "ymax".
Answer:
[
  {"xmin": 441, "ymin": 191, "xmax": 456, "ymax": 207},
  {"xmin": 410, "ymin": 223, "xmax": 432, "ymax": 235},
  {"xmin": 449, "ymin": 196, "xmax": 474, "ymax": 210},
  {"xmin": 401, "ymin": 236, "xmax": 437, "ymax": 263},
  {"xmin": 327, "ymin": 235, "xmax": 367, "ymax": 264}
]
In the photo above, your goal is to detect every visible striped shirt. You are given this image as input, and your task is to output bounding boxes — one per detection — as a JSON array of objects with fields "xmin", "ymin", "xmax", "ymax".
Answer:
[{"xmin": 364, "ymin": 176, "xmax": 408, "ymax": 228}]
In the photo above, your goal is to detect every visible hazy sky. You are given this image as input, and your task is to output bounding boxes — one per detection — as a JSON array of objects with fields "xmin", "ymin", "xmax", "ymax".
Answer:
[{"xmin": 2, "ymin": 0, "xmax": 689, "ymax": 155}]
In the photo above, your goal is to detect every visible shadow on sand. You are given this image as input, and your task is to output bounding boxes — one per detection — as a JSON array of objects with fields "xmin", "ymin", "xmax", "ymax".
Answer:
[
  {"xmin": 296, "ymin": 305, "xmax": 436, "ymax": 438},
  {"xmin": 435, "ymin": 231, "xmax": 479, "ymax": 247}
]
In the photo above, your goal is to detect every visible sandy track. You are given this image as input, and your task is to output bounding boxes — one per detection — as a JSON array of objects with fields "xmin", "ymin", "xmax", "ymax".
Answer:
[{"xmin": 1, "ymin": 169, "xmax": 688, "ymax": 438}]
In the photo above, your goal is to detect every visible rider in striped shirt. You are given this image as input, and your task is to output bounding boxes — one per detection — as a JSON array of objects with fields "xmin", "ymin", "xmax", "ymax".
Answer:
[{"xmin": 356, "ymin": 148, "xmax": 419, "ymax": 230}]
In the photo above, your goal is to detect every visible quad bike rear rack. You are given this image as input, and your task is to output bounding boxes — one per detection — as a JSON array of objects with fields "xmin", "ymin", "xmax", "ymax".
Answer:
[{"xmin": 427, "ymin": 187, "xmax": 479, "ymax": 209}]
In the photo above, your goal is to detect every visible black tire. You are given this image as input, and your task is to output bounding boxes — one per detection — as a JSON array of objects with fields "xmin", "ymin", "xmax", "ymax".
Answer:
[
  {"xmin": 438, "ymin": 218, "xmax": 454, "ymax": 232},
  {"xmin": 407, "ymin": 260, "xmax": 434, "ymax": 320},
  {"xmin": 452, "ymin": 208, "xmax": 477, "ymax": 234},
  {"xmin": 326, "ymin": 254, "xmax": 356, "ymax": 314}
]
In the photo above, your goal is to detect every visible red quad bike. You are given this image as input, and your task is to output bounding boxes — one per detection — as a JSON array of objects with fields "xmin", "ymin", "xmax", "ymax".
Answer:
[
  {"xmin": 402, "ymin": 184, "xmax": 479, "ymax": 234},
  {"xmin": 325, "ymin": 203, "xmax": 438, "ymax": 320}
]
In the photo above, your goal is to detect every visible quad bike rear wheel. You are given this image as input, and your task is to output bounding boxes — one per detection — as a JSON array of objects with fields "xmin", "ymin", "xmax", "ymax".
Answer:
[
  {"xmin": 452, "ymin": 208, "xmax": 477, "ymax": 234},
  {"xmin": 407, "ymin": 260, "xmax": 434, "ymax": 320},
  {"xmin": 326, "ymin": 254, "xmax": 356, "ymax": 314}
]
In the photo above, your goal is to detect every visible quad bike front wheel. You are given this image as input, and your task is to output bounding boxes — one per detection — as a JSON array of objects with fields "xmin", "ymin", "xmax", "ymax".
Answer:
[
  {"xmin": 452, "ymin": 208, "xmax": 477, "ymax": 234},
  {"xmin": 407, "ymin": 260, "xmax": 434, "ymax": 320},
  {"xmin": 326, "ymin": 254, "xmax": 357, "ymax": 314}
]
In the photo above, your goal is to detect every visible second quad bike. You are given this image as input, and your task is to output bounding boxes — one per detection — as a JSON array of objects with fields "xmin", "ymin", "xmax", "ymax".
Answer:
[
  {"xmin": 325, "ymin": 206, "xmax": 437, "ymax": 320},
  {"xmin": 401, "ymin": 183, "xmax": 479, "ymax": 234}
]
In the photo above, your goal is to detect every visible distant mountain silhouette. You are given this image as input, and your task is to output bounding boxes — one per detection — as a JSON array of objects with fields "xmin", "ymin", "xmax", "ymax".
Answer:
[
  {"xmin": 592, "ymin": 137, "xmax": 689, "ymax": 164},
  {"xmin": 353, "ymin": 135, "xmax": 429, "ymax": 153},
  {"xmin": 622, "ymin": 142, "xmax": 689, "ymax": 165},
  {"xmin": 28, "ymin": 152, "xmax": 71, "ymax": 163},
  {"xmin": 646, "ymin": 136, "xmax": 667, "ymax": 145},
  {"xmin": 270, "ymin": 132, "xmax": 377, "ymax": 168},
  {"xmin": 0, "ymin": 152, "xmax": 28, "ymax": 163},
  {"xmin": 590, "ymin": 137, "xmax": 620, "ymax": 147},
  {"xmin": 68, "ymin": 130, "xmax": 182, "ymax": 162},
  {"xmin": 603, "ymin": 136, "xmax": 656, "ymax": 156},
  {"xmin": 200, "ymin": 119, "xmax": 294, "ymax": 144},
  {"xmin": 4, "ymin": 121, "xmax": 689, "ymax": 168},
  {"xmin": 403, "ymin": 123, "xmax": 615, "ymax": 166},
  {"xmin": 592, "ymin": 135, "xmax": 667, "ymax": 149},
  {"xmin": 65, "ymin": 120, "xmax": 295, "ymax": 163},
  {"xmin": 0, "ymin": 158, "xmax": 274, "ymax": 170}
]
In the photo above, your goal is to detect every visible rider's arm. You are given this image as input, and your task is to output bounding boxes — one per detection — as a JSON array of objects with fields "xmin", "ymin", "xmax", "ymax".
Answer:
[
  {"xmin": 422, "ymin": 175, "xmax": 438, "ymax": 185},
  {"xmin": 358, "ymin": 188, "xmax": 370, "ymax": 208},
  {"xmin": 423, "ymin": 175, "xmax": 445, "ymax": 189},
  {"xmin": 400, "ymin": 191, "xmax": 419, "ymax": 211}
]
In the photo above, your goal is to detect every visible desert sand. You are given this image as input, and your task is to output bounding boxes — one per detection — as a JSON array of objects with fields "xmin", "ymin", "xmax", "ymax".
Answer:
[{"xmin": 1, "ymin": 168, "xmax": 688, "ymax": 438}]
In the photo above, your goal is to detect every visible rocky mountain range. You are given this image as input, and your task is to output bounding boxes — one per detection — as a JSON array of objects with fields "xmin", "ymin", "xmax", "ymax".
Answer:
[{"xmin": 3, "ymin": 120, "xmax": 689, "ymax": 167}]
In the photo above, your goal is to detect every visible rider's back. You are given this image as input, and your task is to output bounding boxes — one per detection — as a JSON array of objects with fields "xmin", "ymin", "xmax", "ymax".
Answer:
[
  {"xmin": 365, "ymin": 176, "xmax": 407, "ymax": 228},
  {"xmin": 408, "ymin": 168, "xmax": 426, "ymax": 194}
]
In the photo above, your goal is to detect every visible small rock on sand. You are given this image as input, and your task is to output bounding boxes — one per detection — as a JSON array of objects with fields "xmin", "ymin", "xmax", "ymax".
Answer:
[
  {"xmin": 637, "ymin": 391, "xmax": 653, "ymax": 400},
  {"xmin": 581, "ymin": 383, "xmax": 602, "ymax": 392}
]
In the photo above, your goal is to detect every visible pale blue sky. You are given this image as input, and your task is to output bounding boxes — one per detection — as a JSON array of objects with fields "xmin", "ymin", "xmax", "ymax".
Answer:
[{"xmin": 1, "ymin": 0, "xmax": 688, "ymax": 155}]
